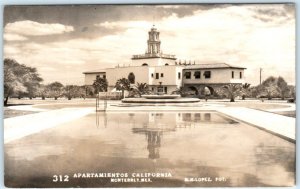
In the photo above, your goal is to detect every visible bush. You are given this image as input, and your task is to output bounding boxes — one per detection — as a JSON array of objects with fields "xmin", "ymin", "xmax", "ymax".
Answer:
[{"xmin": 287, "ymin": 98, "xmax": 295, "ymax": 103}]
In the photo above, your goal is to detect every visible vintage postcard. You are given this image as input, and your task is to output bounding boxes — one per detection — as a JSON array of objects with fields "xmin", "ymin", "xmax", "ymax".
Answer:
[{"xmin": 3, "ymin": 4, "xmax": 295, "ymax": 187}]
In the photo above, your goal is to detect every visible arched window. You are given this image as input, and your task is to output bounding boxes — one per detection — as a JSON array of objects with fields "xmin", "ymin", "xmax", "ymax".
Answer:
[
  {"xmin": 142, "ymin": 63, "xmax": 148, "ymax": 66},
  {"xmin": 165, "ymin": 63, "xmax": 169, "ymax": 66}
]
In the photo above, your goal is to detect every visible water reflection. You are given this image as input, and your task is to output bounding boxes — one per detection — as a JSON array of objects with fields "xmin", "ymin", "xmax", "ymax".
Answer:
[
  {"xmin": 5, "ymin": 111, "xmax": 295, "ymax": 187},
  {"xmin": 96, "ymin": 111, "xmax": 107, "ymax": 128},
  {"xmin": 95, "ymin": 112, "xmax": 237, "ymax": 160},
  {"xmin": 131, "ymin": 113, "xmax": 176, "ymax": 160},
  {"xmin": 96, "ymin": 112, "xmax": 237, "ymax": 129}
]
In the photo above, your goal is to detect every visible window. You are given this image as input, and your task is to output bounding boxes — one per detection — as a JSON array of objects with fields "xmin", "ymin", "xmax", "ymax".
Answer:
[
  {"xmin": 194, "ymin": 71, "xmax": 201, "ymax": 79},
  {"xmin": 178, "ymin": 72, "xmax": 181, "ymax": 79},
  {"xmin": 156, "ymin": 73, "xmax": 159, "ymax": 79},
  {"xmin": 142, "ymin": 63, "xmax": 148, "ymax": 66},
  {"xmin": 103, "ymin": 75, "xmax": 106, "ymax": 79},
  {"xmin": 164, "ymin": 87, "xmax": 168, "ymax": 94},
  {"xmin": 161, "ymin": 73, "xmax": 164, "ymax": 77},
  {"xmin": 165, "ymin": 63, "xmax": 169, "ymax": 66},
  {"xmin": 204, "ymin": 71, "xmax": 211, "ymax": 79},
  {"xmin": 151, "ymin": 73, "xmax": 154, "ymax": 78},
  {"xmin": 232, "ymin": 71, "xmax": 234, "ymax": 79},
  {"xmin": 240, "ymin": 72, "xmax": 242, "ymax": 79},
  {"xmin": 152, "ymin": 87, "xmax": 154, "ymax": 91},
  {"xmin": 185, "ymin": 72, "xmax": 191, "ymax": 79},
  {"xmin": 96, "ymin": 75, "xmax": 100, "ymax": 79}
]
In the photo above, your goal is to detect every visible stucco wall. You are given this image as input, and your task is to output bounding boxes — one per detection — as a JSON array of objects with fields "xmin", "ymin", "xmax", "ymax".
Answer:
[
  {"xmin": 84, "ymin": 73, "xmax": 106, "ymax": 85},
  {"xmin": 106, "ymin": 65, "xmax": 183, "ymax": 88},
  {"xmin": 106, "ymin": 66, "xmax": 150, "ymax": 87},
  {"xmin": 182, "ymin": 68, "xmax": 245, "ymax": 84},
  {"xmin": 131, "ymin": 57, "xmax": 176, "ymax": 67},
  {"xmin": 149, "ymin": 66, "xmax": 183, "ymax": 86}
]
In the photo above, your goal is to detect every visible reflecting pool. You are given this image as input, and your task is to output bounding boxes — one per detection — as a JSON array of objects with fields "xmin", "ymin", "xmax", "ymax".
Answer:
[{"xmin": 5, "ymin": 112, "xmax": 295, "ymax": 187}]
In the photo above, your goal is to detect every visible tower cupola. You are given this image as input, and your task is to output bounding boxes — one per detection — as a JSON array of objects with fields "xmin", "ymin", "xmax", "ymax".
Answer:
[{"xmin": 146, "ymin": 25, "xmax": 161, "ymax": 54}]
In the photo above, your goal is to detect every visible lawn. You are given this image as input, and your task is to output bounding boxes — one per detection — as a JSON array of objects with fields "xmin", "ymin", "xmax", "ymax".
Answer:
[{"xmin": 4, "ymin": 107, "xmax": 39, "ymax": 119}]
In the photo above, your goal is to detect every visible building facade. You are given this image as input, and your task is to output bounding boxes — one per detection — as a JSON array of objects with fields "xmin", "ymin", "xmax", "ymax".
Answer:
[{"xmin": 83, "ymin": 26, "xmax": 246, "ymax": 96}]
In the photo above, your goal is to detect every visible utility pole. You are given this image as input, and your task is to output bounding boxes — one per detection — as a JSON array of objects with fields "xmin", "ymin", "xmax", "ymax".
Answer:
[{"xmin": 260, "ymin": 68, "xmax": 262, "ymax": 85}]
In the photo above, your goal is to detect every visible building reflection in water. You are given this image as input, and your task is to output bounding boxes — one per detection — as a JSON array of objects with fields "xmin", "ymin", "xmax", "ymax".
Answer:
[
  {"xmin": 204, "ymin": 113, "xmax": 211, "ymax": 121},
  {"xmin": 132, "ymin": 113, "xmax": 176, "ymax": 160},
  {"xmin": 147, "ymin": 130, "xmax": 162, "ymax": 159},
  {"xmin": 95, "ymin": 112, "xmax": 224, "ymax": 159}
]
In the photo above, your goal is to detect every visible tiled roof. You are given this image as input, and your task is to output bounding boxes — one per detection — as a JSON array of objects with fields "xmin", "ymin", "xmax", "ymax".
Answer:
[
  {"xmin": 184, "ymin": 63, "xmax": 246, "ymax": 69},
  {"xmin": 83, "ymin": 69, "xmax": 106, "ymax": 74}
]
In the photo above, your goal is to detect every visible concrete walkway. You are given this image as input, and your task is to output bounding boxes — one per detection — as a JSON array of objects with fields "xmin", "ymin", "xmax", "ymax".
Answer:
[
  {"xmin": 217, "ymin": 107, "xmax": 296, "ymax": 142},
  {"xmin": 4, "ymin": 107, "xmax": 94, "ymax": 144},
  {"xmin": 7, "ymin": 105, "xmax": 48, "ymax": 112}
]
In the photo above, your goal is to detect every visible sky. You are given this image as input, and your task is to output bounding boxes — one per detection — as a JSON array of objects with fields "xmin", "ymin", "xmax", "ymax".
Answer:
[{"xmin": 3, "ymin": 4, "xmax": 295, "ymax": 86}]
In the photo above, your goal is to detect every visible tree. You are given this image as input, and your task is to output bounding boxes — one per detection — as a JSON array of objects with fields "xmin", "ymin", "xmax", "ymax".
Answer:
[
  {"xmin": 277, "ymin": 76, "xmax": 289, "ymax": 100},
  {"xmin": 64, "ymin": 85, "xmax": 87, "ymax": 100},
  {"xmin": 262, "ymin": 76, "xmax": 277, "ymax": 86},
  {"xmin": 258, "ymin": 76, "xmax": 280, "ymax": 100},
  {"xmin": 222, "ymin": 84, "xmax": 242, "ymax": 102},
  {"xmin": 4, "ymin": 58, "xmax": 43, "ymax": 106},
  {"xmin": 78, "ymin": 86, "xmax": 87, "ymax": 99},
  {"xmin": 37, "ymin": 84, "xmax": 48, "ymax": 100},
  {"xmin": 23, "ymin": 67, "xmax": 43, "ymax": 99},
  {"xmin": 115, "ymin": 78, "xmax": 130, "ymax": 98},
  {"xmin": 93, "ymin": 77, "xmax": 108, "ymax": 93},
  {"xmin": 136, "ymin": 82, "xmax": 150, "ymax": 96},
  {"xmin": 241, "ymin": 83, "xmax": 251, "ymax": 100},
  {"xmin": 264, "ymin": 85, "xmax": 280, "ymax": 100},
  {"xmin": 47, "ymin": 82, "xmax": 64, "ymax": 100},
  {"xmin": 288, "ymin": 85, "xmax": 296, "ymax": 102},
  {"xmin": 65, "ymin": 85, "xmax": 78, "ymax": 100},
  {"xmin": 85, "ymin": 85, "xmax": 95, "ymax": 97},
  {"xmin": 128, "ymin": 82, "xmax": 151, "ymax": 97},
  {"xmin": 171, "ymin": 87, "xmax": 191, "ymax": 97}
]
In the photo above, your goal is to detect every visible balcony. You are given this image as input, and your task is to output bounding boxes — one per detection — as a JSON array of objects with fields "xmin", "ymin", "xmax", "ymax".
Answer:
[{"xmin": 132, "ymin": 53, "xmax": 176, "ymax": 60}]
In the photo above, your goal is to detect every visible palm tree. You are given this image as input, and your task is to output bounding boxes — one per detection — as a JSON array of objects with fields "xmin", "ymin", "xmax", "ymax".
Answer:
[
  {"xmin": 115, "ymin": 78, "xmax": 130, "ymax": 98},
  {"xmin": 172, "ymin": 87, "xmax": 191, "ymax": 97},
  {"xmin": 93, "ymin": 77, "xmax": 108, "ymax": 93},
  {"xmin": 136, "ymin": 82, "xmax": 150, "ymax": 96},
  {"xmin": 222, "ymin": 84, "xmax": 242, "ymax": 102},
  {"xmin": 172, "ymin": 87, "xmax": 184, "ymax": 96},
  {"xmin": 241, "ymin": 83, "xmax": 251, "ymax": 100}
]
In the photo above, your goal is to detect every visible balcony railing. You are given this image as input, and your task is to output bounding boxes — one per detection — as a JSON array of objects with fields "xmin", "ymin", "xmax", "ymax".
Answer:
[{"xmin": 132, "ymin": 53, "xmax": 176, "ymax": 59}]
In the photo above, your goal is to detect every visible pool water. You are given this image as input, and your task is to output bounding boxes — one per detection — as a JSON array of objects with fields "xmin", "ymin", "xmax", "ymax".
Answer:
[{"xmin": 5, "ymin": 112, "xmax": 295, "ymax": 187}]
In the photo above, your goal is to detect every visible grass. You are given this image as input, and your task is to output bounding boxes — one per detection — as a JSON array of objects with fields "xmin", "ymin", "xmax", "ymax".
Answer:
[
  {"xmin": 213, "ymin": 101, "xmax": 288, "ymax": 110},
  {"xmin": 273, "ymin": 111, "xmax": 296, "ymax": 118},
  {"xmin": 4, "ymin": 107, "xmax": 39, "ymax": 119}
]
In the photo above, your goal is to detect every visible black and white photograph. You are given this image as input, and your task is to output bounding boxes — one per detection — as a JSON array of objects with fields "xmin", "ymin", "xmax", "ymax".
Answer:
[{"xmin": 3, "ymin": 3, "xmax": 296, "ymax": 187}]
